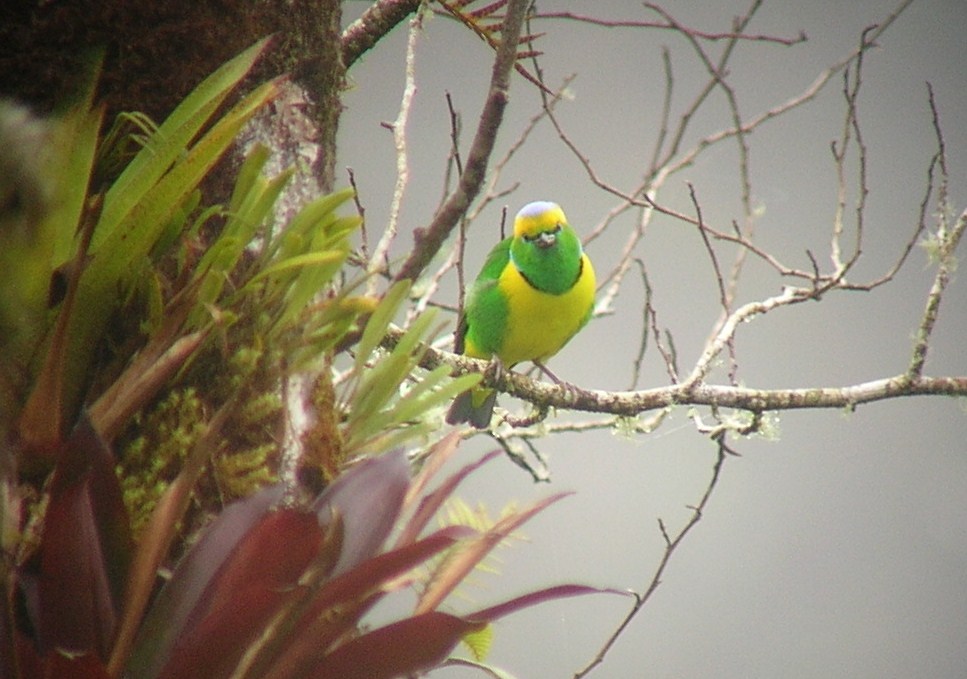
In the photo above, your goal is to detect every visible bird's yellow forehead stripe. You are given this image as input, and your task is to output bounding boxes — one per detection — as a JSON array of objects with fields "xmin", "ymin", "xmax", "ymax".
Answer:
[{"xmin": 513, "ymin": 201, "xmax": 568, "ymax": 239}]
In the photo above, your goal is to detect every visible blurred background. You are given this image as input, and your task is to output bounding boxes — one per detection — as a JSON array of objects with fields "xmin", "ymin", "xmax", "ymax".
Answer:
[{"xmin": 340, "ymin": 1, "xmax": 967, "ymax": 677}]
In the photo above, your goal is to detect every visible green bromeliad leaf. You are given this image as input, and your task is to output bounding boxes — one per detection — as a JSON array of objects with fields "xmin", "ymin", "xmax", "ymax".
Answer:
[{"xmin": 24, "ymin": 39, "xmax": 280, "ymax": 429}]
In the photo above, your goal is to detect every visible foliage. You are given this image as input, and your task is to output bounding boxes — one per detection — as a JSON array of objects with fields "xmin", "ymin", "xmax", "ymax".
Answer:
[
  {"xmin": 122, "ymin": 440, "xmax": 617, "ymax": 679},
  {"xmin": 10, "ymin": 38, "xmax": 282, "ymax": 464},
  {"xmin": 0, "ymin": 35, "xmax": 617, "ymax": 679}
]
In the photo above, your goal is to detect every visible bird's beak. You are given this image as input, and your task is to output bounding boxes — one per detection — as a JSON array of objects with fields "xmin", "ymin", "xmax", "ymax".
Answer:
[{"xmin": 535, "ymin": 231, "xmax": 556, "ymax": 249}]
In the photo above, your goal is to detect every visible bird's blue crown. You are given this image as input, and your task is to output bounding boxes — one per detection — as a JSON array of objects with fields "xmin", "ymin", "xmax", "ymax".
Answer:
[{"xmin": 517, "ymin": 200, "xmax": 559, "ymax": 219}]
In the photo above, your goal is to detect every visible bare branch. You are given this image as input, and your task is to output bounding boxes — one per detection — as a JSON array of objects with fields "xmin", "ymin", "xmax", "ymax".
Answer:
[
  {"xmin": 384, "ymin": 325, "xmax": 967, "ymax": 420},
  {"xmin": 908, "ymin": 87, "xmax": 964, "ymax": 379},
  {"xmin": 574, "ymin": 440, "xmax": 729, "ymax": 678},
  {"xmin": 367, "ymin": 7, "xmax": 425, "ymax": 291},
  {"xmin": 393, "ymin": 0, "xmax": 531, "ymax": 284},
  {"xmin": 533, "ymin": 9, "xmax": 807, "ymax": 46},
  {"xmin": 342, "ymin": 0, "xmax": 423, "ymax": 69}
]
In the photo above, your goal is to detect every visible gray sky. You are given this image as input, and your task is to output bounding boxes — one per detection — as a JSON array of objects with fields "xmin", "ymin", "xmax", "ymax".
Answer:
[{"xmin": 340, "ymin": 1, "xmax": 967, "ymax": 677}]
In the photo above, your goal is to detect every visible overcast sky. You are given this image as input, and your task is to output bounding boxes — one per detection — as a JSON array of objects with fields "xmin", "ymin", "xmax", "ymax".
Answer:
[{"xmin": 339, "ymin": 2, "xmax": 967, "ymax": 677}]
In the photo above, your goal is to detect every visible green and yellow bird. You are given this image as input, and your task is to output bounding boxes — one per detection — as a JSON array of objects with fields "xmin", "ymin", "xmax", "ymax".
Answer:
[{"xmin": 446, "ymin": 201, "xmax": 596, "ymax": 428}]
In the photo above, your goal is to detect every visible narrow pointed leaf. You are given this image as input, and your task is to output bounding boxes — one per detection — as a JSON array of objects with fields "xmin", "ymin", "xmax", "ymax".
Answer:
[
  {"xmin": 416, "ymin": 492, "xmax": 573, "ymax": 614},
  {"xmin": 352, "ymin": 281, "xmax": 410, "ymax": 379},
  {"xmin": 397, "ymin": 449, "xmax": 502, "ymax": 548},
  {"xmin": 470, "ymin": 584, "xmax": 631, "ymax": 622},
  {"xmin": 307, "ymin": 612, "xmax": 486, "ymax": 679},
  {"xmin": 48, "ymin": 101, "xmax": 104, "ymax": 267},
  {"xmin": 89, "ymin": 330, "xmax": 207, "ymax": 442},
  {"xmin": 402, "ymin": 432, "xmax": 463, "ymax": 511},
  {"xmin": 249, "ymin": 250, "xmax": 347, "ymax": 285}
]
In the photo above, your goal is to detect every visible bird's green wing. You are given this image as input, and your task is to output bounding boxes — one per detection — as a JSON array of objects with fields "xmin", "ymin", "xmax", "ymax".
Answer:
[
  {"xmin": 476, "ymin": 236, "xmax": 513, "ymax": 283},
  {"xmin": 460, "ymin": 237, "xmax": 512, "ymax": 358}
]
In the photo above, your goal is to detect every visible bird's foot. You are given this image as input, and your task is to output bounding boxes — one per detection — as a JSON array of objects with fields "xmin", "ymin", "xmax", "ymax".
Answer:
[
  {"xmin": 484, "ymin": 356, "xmax": 506, "ymax": 387},
  {"xmin": 533, "ymin": 360, "xmax": 582, "ymax": 402}
]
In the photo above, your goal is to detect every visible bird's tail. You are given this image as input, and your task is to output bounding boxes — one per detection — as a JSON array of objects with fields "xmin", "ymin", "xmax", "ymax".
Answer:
[{"xmin": 445, "ymin": 387, "xmax": 497, "ymax": 429}]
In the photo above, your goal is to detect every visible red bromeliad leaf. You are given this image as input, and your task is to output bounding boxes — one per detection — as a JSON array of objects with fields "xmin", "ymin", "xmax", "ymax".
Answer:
[
  {"xmin": 259, "ymin": 525, "xmax": 475, "ymax": 679},
  {"xmin": 156, "ymin": 509, "xmax": 322, "ymax": 679},
  {"xmin": 312, "ymin": 449, "xmax": 410, "ymax": 576},
  {"xmin": 30, "ymin": 415, "xmax": 132, "ymax": 660},
  {"xmin": 304, "ymin": 585, "xmax": 625, "ymax": 679},
  {"xmin": 306, "ymin": 611, "xmax": 486, "ymax": 679},
  {"xmin": 36, "ymin": 474, "xmax": 116, "ymax": 658},
  {"xmin": 401, "ymin": 432, "xmax": 461, "ymax": 512},
  {"xmin": 126, "ymin": 483, "xmax": 284, "ymax": 679},
  {"xmin": 416, "ymin": 491, "xmax": 573, "ymax": 615},
  {"xmin": 395, "ymin": 449, "xmax": 502, "ymax": 548},
  {"xmin": 470, "ymin": 584, "xmax": 631, "ymax": 621}
]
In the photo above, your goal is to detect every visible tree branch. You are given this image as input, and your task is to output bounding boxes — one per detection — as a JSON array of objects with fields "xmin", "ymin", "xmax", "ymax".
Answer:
[
  {"xmin": 384, "ymin": 326, "xmax": 967, "ymax": 421},
  {"xmin": 341, "ymin": 0, "xmax": 423, "ymax": 69},
  {"xmin": 393, "ymin": 0, "xmax": 530, "ymax": 284}
]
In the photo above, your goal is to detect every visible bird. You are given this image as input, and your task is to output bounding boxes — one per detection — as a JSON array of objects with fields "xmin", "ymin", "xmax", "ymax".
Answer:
[{"xmin": 446, "ymin": 200, "xmax": 596, "ymax": 428}]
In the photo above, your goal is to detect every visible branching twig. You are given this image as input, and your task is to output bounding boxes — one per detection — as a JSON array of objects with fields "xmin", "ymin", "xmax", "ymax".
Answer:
[
  {"xmin": 574, "ymin": 438, "xmax": 729, "ymax": 678},
  {"xmin": 533, "ymin": 10, "xmax": 807, "ymax": 46},
  {"xmin": 367, "ymin": 6, "xmax": 425, "ymax": 291},
  {"xmin": 908, "ymin": 87, "xmax": 963, "ymax": 379},
  {"xmin": 393, "ymin": 0, "xmax": 531, "ymax": 284}
]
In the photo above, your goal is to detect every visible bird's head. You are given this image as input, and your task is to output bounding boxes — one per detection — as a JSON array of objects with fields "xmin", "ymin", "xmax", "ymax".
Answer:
[
  {"xmin": 513, "ymin": 201, "xmax": 568, "ymax": 249},
  {"xmin": 509, "ymin": 200, "xmax": 585, "ymax": 293}
]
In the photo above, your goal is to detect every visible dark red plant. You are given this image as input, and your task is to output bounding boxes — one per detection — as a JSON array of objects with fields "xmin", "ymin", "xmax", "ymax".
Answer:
[{"xmin": 6, "ymin": 429, "xmax": 621, "ymax": 679}]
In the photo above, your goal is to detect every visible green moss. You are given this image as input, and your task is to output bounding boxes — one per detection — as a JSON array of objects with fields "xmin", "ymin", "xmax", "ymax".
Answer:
[
  {"xmin": 117, "ymin": 388, "xmax": 206, "ymax": 538},
  {"xmin": 115, "ymin": 323, "xmax": 288, "ymax": 541}
]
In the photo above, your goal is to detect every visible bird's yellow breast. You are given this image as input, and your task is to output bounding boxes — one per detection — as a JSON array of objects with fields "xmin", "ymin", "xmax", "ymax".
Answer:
[{"xmin": 494, "ymin": 253, "xmax": 595, "ymax": 366}]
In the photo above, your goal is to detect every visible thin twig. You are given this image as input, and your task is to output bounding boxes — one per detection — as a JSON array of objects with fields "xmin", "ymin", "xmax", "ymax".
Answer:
[
  {"xmin": 393, "ymin": 0, "xmax": 532, "ymax": 284},
  {"xmin": 688, "ymin": 183, "xmax": 738, "ymax": 384},
  {"xmin": 533, "ymin": 10, "xmax": 807, "ymax": 46},
  {"xmin": 367, "ymin": 5, "xmax": 425, "ymax": 292},
  {"xmin": 574, "ymin": 439, "xmax": 729, "ymax": 678},
  {"xmin": 908, "ymin": 87, "xmax": 963, "ymax": 379},
  {"xmin": 346, "ymin": 166, "xmax": 368, "ymax": 260}
]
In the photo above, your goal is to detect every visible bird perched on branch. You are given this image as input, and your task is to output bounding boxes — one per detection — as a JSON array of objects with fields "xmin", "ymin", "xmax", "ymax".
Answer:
[{"xmin": 446, "ymin": 201, "xmax": 596, "ymax": 428}]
